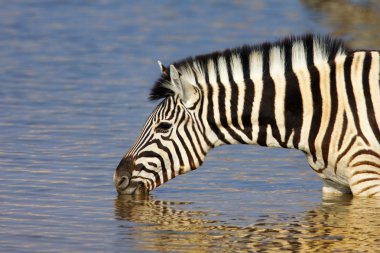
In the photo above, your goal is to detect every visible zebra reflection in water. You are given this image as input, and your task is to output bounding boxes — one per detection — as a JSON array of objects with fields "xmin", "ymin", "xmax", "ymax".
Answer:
[
  {"xmin": 114, "ymin": 34, "xmax": 380, "ymax": 197},
  {"xmin": 114, "ymin": 195, "xmax": 380, "ymax": 252}
]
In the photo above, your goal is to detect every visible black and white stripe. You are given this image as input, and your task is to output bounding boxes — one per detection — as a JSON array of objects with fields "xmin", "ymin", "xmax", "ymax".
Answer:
[{"xmin": 114, "ymin": 34, "xmax": 380, "ymax": 197}]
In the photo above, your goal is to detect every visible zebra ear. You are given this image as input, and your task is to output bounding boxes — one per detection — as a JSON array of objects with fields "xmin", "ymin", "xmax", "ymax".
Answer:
[
  {"xmin": 169, "ymin": 65, "xmax": 199, "ymax": 108},
  {"xmin": 157, "ymin": 60, "xmax": 168, "ymax": 75}
]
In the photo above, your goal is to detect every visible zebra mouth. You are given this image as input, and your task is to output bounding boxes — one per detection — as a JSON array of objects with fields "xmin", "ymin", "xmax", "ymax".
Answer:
[{"xmin": 117, "ymin": 179, "xmax": 148, "ymax": 195}]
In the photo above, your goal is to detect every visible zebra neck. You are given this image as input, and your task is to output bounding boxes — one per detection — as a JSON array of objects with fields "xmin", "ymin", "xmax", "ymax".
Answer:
[{"xmin": 205, "ymin": 70, "xmax": 317, "ymax": 152}]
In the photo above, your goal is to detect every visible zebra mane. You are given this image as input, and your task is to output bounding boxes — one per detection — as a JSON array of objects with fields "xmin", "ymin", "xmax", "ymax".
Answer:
[{"xmin": 149, "ymin": 34, "xmax": 350, "ymax": 101}]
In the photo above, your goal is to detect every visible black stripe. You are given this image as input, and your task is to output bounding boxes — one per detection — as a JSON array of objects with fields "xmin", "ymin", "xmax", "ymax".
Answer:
[
  {"xmin": 308, "ymin": 65, "xmax": 321, "ymax": 159},
  {"xmin": 321, "ymin": 61, "xmax": 337, "ymax": 168},
  {"xmin": 356, "ymin": 184, "xmax": 379, "ymax": 195},
  {"xmin": 362, "ymin": 53, "xmax": 380, "ymax": 144},
  {"xmin": 352, "ymin": 169, "xmax": 380, "ymax": 176},
  {"xmin": 196, "ymin": 85, "xmax": 206, "ymax": 133},
  {"xmin": 284, "ymin": 38, "xmax": 293, "ymax": 74},
  {"xmin": 349, "ymin": 149, "xmax": 380, "ymax": 166},
  {"xmin": 257, "ymin": 46, "xmax": 271, "ymax": 146},
  {"xmin": 240, "ymin": 47, "xmax": 254, "ymax": 140},
  {"xmin": 352, "ymin": 161, "xmax": 380, "ymax": 169},
  {"xmin": 284, "ymin": 43, "xmax": 303, "ymax": 149},
  {"xmin": 337, "ymin": 112, "xmax": 348, "ymax": 150},
  {"xmin": 257, "ymin": 45, "xmax": 284, "ymax": 147},
  {"xmin": 305, "ymin": 35, "xmax": 314, "ymax": 67},
  {"xmin": 351, "ymin": 177, "xmax": 380, "ymax": 186},
  {"xmin": 285, "ymin": 72, "xmax": 303, "ymax": 149}
]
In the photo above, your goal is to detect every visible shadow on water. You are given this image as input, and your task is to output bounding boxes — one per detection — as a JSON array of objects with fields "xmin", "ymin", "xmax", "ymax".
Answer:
[
  {"xmin": 301, "ymin": 0, "xmax": 380, "ymax": 48},
  {"xmin": 114, "ymin": 195, "xmax": 380, "ymax": 252}
]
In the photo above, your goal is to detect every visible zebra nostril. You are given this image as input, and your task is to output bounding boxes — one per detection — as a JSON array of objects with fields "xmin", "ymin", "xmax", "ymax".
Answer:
[
  {"xmin": 114, "ymin": 157, "xmax": 134, "ymax": 192},
  {"xmin": 117, "ymin": 176, "xmax": 130, "ymax": 190}
]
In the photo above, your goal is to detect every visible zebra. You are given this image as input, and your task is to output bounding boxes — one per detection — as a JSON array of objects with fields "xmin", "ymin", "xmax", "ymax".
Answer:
[{"xmin": 113, "ymin": 34, "xmax": 380, "ymax": 197}]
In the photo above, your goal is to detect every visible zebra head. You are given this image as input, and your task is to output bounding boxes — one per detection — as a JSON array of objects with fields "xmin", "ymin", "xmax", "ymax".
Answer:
[{"xmin": 114, "ymin": 63, "xmax": 214, "ymax": 194}]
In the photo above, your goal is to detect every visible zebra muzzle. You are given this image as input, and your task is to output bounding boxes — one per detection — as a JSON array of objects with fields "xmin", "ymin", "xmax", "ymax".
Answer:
[
  {"xmin": 114, "ymin": 174, "xmax": 147, "ymax": 195},
  {"xmin": 114, "ymin": 158, "xmax": 148, "ymax": 195},
  {"xmin": 114, "ymin": 158, "xmax": 132, "ymax": 194}
]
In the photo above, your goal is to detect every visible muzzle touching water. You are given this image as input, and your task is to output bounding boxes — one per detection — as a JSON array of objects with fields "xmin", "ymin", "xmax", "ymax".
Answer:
[{"xmin": 113, "ymin": 158, "xmax": 148, "ymax": 195}]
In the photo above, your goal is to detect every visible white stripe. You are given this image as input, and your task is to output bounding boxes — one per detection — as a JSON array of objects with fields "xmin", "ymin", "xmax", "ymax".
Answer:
[
  {"xmin": 217, "ymin": 56, "xmax": 232, "ymax": 128},
  {"xmin": 334, "ymin": 54, "xmax": 349, "ymax": 156},
  {"xmin": 313, "ymin": 38, "xmax": 326, "ymax": 64},
  {"xmin": 249, "ymin": 51, "xmax": 264, "ymax": 143},
  {"xmin": 313, "ymin": 59, "xmax": 331, "ymax": 165},
  {"xmin": 231, "ymin": 54, "xmax": 245, "ymax": 130},
  {"xmin": 269, "ymin": 46, "xmax": 286, "ymax": 143},
  {"xmin": 292, "ymin": 42, "xmax": 312, "ymax": 151},
  {"xmin": 350, "ymin": 52, "xmax": 373, "ymax": 137},
  {"xmin": 369, "ymin": 51, "xmax": 380, "ymax": 142}
]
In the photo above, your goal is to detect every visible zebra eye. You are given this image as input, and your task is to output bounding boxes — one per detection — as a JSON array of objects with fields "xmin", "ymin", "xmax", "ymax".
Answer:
[{"xmin": 155, "ymin": 122, "xmax": 172, "ymax": 133}]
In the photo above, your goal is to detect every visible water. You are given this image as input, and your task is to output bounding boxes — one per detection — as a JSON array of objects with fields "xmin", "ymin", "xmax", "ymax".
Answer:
[{"xmin": 1, "ymin": 1, "xmax": 379, "ymax": 252}]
